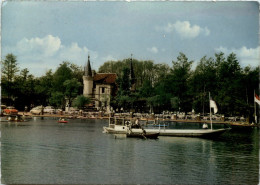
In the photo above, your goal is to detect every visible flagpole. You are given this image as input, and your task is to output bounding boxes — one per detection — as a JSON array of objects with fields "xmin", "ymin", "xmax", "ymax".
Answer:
[
  {"xmin": 209, "ymin": 92, "xmax": 212, "ymax": 130},
  {"xmin": 254, "ymin": 90, "xmax": 257, "ymax": 124}
]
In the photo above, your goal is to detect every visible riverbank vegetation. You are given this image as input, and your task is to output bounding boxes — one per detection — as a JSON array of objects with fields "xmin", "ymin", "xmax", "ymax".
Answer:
[{"xmin": 1, "ymin": 52, "xmax": 259, "ymax": 119}]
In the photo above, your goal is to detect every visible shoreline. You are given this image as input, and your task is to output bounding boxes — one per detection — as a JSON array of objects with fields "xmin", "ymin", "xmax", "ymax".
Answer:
[{"xmin": 0, "ymin": 111, "xmax": 257, "ymax": 128}]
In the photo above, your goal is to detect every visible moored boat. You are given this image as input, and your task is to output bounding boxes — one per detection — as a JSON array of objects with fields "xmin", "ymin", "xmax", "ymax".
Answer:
[
  {"xmin": 103, "ymin": 117, "xmax": 143, "ymax": 134},
  {"xmin": 103, "ymin": 117, "xmax": 230, "ymax": 138},
  {"xmin": 143, "ymin": 128, "xmax": 229, "ymax": 138},
  {"xmin": 58, "ymin": 120, "xmax": 68, "ymax": 123},
  {"xmin": 58, "ymin": 118, "xmax": 68, "ymax": 123}
]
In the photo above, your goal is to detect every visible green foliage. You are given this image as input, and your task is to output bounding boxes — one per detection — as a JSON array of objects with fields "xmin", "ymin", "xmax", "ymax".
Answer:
[
  {"xmin": 117, "ymin": 67, "xmax": 131, "ymax": 96},
  {"xmin": 1, "ymin": 52, "xmax": 258, "ymax": 118},
  {"xmin": 116, "ymin": 95, "xmax": 132, "ymax": 109},
  {"xmin": 1, "ymin": 53, "xmax": 19, "ymax": 82},
  {"xmin": 1, "ymin": 54, "xmax": 20, "ymax": 104},
  {"xmin": 138, "ymin": 80, "xmax": 154, "ymax": 97},
  {"xmin": 63, "ymin": 78, "xmax": 81, "ymax": 106},
  {"xmin": 12, "ymin": 72, "xmax": 36, "ymax": 110},
  {"xmin": 34, "ymin": 70, "xmax": 53, "ymax": 106},
  {"xmin": 72, "ymin": 95, "xmax": 90, "ymax": 109},
  {"xmin": 215, "ymin": 53, "xmax": 242, "ymax": 115},
  {"xmin": 98, "ymin": 58, "xmax": 170, "ymax": 88},
  {"xmin": 189, "ymin": 56, "xmax": 216, "ymax": 113},
  {"xmin": 52, "ymin": 62, "xmax": 73, "ymax": 92},
  {"xmin": 98, "ymin": 52, "xmax": 258, "ymax": 116},
  {"xmin": 170, "ymin": 52, "xmax": 193, "ymax": 112},
  {"xmin": 114, "ymin": 67, "xmax": 132, "ymax": 110},
  {"xmin": 49, "ymin": 92, "xmax": 65, "ymax": 108},
  {"xmin": 171, "ymin": 97, "xmax": 180, "ymax": 110}
]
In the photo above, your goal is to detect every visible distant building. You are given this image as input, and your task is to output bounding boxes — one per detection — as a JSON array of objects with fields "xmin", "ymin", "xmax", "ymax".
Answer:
[{"xmin": 83, "ymin": 55, "xmax": 117, "ymax": 111}]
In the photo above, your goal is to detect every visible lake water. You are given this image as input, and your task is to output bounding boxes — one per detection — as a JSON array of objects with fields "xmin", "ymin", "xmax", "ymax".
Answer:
[{"xmin": 1, "ymin": 118, "xmax": 259, "ymax": 184}]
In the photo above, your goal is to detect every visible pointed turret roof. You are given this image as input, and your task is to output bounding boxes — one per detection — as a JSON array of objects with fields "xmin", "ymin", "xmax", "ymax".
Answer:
[
  {"xmin": 130, "ymin": 54, "xmax": 136, "ymax": 85},
  {"xmin": 85, "ymin": 55, "xmax": 92, "ymax": 76}
]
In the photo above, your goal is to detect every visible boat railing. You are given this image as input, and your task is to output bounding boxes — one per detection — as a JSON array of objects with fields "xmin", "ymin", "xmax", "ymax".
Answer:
[{"xmin": 109, "ymin": 117, "xmax": 134, "ymax": 126}]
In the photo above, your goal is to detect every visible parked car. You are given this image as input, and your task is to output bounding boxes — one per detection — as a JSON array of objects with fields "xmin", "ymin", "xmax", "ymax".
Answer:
[
  {"xmin": 4, "ymin": 106, "xmax": 18, "ymax": 115},
  {"xmin": 56, "ymin": 109, "xmax": 63, "ymax": 114},
  {"xmin": 44, "ymin": 106, "xmax": 56, "ymax": 114},
  {"xmin": 30, "ymin": 106, "xmax": 43, "ymax": 115},
  {"xmin": 68, "ymin": 107, "xmax": 79, "ymax": 114}
]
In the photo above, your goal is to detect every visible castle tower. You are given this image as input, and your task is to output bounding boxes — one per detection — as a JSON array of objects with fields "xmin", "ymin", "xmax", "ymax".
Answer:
[
  {"xmin": 130, "ymin": 54, "xmax": 136, "ymax": 91},
  {"xmin": 83, "ymin": 55, "xmax": 93, "ymax": 97}
]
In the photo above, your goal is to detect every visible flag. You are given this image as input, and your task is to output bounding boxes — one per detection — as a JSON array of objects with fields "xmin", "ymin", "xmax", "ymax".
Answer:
[
  {"xmin": 210, "ymin": 99, "xmax": 218, "ymax": 114},
  {"xmin": 255, "ymin": 93, "xmax": 260, "ymax": 105}
]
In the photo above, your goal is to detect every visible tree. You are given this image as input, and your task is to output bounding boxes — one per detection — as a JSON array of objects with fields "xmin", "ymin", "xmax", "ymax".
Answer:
[
  {"xmin": 114, "ymin": 67, "xmax": 132, "ymax": 111},
  {"xmin": 171, "ymin": 52, "xmax": 193, "ymax": 112},
  {"xmin": 72, "ymin": 95, "xmax": 90, "ymax": 109},
  {"xmin": 49, "ymin": 92, "xmax": 65, "ymax": 108},
  {"xmin": 147, "ymin": 95, "xmax": 161, "ymax": 113},
  {"xmin": 240, "ymin": 66, "xmax": 259, "ymax": 121},
  {"xmin": 171, "ymin": 97, "xmax": 180, "ymax": 111},
  {"xmin": 98, "ymin": 58, "xmax": 171, "ymax": 88},
  {"xmin": 117, "ymin": 67, "xmax": 131, "ymax": 96},
  {"xmin": 215, "ymin": 52, "xmax": 242, "ymax": 115},
  {"xmin": 13, "ymin": 73, "xmax": 36, "ymax": 110},
  {"xmin": 2, "ymin": 54, "xmax": 19, "ymax": 82},
  {"xmin": 138, "ymin": 80, "xmax": 154, "ymax": 98},
  {"xmin": 63, "ymin": 78, "xmax": 81, "ymax": 107},
  {"xmin": 20, "ymin": 68, "xmax": 29, "ymax": 80},
  {"xmin": 52, "ymin": 62, "xmax": 73, "ymax": 92},
  {"xmin": 1, "ymin": 54, "xmax": 19, "ymax": 104},
  {"xmin": 35, "ymin": 70, "xmax": 54, "ymax": 106},
  {"xmin": 189, "ymin": 56, "xmax": 216, "ymax": 114}
]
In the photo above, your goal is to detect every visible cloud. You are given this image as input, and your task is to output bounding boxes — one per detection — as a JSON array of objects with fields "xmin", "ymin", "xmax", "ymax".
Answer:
[
  {"xmin": 59, "ymin": 42, "xmax": 98, "ymax": 63},
  {"xmin": 2, "ymin": 35, "xmax": 98, "ymax": 76},
  {"xmin": 156, "ymin": 21, "xmax": 210, "ymax": 39},
  {"xmin": 147, "ymin": 46, "xmax": 158, "ymax": 54},
  {"xmin": 215, "ymin": 46, "xmax": 260, "ymax": 67},
  {"xmin": 16, "ymin": 35, "xmax": 61, "ymax": 57},
  {"xmin": 102, "ymin": 55, "xmax": 118, "ymax": 62}
]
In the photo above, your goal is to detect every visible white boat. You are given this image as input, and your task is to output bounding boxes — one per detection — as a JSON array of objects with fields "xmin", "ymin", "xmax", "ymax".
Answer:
[
  {"xmin": 103, "ymin": 117, "xmax": 230, "ymax": 138},
  {"xmin": 141, "ymin": 127, "xmax": 229, "ymax": 137},
  {"xmin": 103, "ymin": 93, "xmax": 231, "ymax": 138},
  {"xmin": 103, "ymin": 118, "xmax": 144, "ymax": 134}
]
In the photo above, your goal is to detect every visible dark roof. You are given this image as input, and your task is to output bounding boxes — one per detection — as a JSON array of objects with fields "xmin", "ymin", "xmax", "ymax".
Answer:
[
  {"xmin": 84, "ymin": 55, "xmax": 92, "ymax": 76},
  {"xmin": 93, "ymin": 73, "xmax": 117, "ymax": 84}
]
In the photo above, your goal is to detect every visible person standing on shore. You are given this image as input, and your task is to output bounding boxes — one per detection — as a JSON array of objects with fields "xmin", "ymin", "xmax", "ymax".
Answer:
[{"xmin": 135, "ymin": 118, "xmax": 139, "ymax": 125}]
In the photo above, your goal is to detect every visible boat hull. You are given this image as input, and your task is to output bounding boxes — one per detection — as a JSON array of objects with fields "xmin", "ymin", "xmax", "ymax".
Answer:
[
  {"xmin": 145, "ymin": 128, "xmax": 230, "ymax": 137},
  {"xmin": 58, "ymin": 121, "xmax": 68, "ymax": 123},
  {"xmin": 103, "ymin": 126, "xmax": 230, "ymax": 137},
  {"xmin": 126, "ymin": 132, "xmax": 159, "ymax": 139},
  {"xmin": 103, "ymin": 126, "xmax": 143, "ymax": 134}
]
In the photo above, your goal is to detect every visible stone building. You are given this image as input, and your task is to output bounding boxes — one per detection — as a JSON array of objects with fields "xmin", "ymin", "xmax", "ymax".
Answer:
[{"xmin": 83, "ymin": 55, "xmax": 117, "ymax": 111}]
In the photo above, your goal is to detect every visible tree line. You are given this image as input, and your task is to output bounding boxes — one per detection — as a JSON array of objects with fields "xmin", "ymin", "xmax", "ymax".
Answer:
[
  {"xmin": 1, "ymin": 52, "xmax": 259, "ymax": 120},
  {"xmin": 1, "ymin": 54, "xmax": 88, "ymax": 111},
  {"xmin": 100, "ymin": 52, "xmax": 259, "ymax": 119}
]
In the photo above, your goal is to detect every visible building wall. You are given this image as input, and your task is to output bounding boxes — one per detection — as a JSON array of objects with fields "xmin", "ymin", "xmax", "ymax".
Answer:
[
  {"xmin": 83, "ymin": 73, "xmax": 115, "ymax": 112},
  {"xmin": 94, "ymin": 84, "xmax": 112, "ymax": 110},
  {"xmin": 83, "ymin": 76, "xmax": 93, "ymax": 97}
]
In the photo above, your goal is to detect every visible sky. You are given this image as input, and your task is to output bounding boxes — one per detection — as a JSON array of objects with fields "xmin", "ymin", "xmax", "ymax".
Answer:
[{"xmin": 1, "ymin": 1, "xmax": 259, "ymax": 77}]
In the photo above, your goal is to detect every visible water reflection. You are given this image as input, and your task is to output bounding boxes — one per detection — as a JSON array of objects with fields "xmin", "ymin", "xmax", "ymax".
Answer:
[{"xmin": 1, "ymin": 118, "xmax": 259, "ymax": 184}]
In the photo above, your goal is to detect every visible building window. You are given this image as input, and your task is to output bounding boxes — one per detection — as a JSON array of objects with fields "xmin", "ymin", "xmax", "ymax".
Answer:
[{"xmin": 101, "ymin": 87, "xmax": 105, "ymax": 94}]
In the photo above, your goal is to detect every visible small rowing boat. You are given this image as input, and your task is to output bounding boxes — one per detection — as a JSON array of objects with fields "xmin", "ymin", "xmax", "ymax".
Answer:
[{"xmin": 58, "ymin": 118, "xmax": 68, "ymax": 123}]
